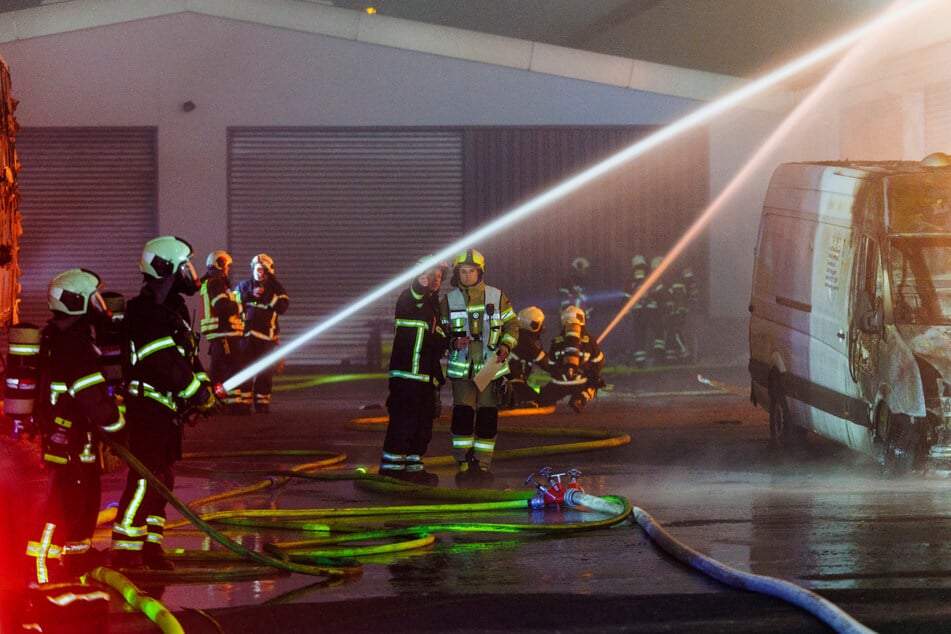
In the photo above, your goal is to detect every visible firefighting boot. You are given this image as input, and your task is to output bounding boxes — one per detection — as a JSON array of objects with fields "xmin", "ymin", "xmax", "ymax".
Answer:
[
  {"xmin": 142, "ymin": 543, "xmax": 175, "ymax": 571},
  {"xmin": 107, "ymin": 549, "xmax": 144, "ymax": 571},
  {"xmin": 405, "ymin": 455, "xmax": 439, "ymax": 486}
]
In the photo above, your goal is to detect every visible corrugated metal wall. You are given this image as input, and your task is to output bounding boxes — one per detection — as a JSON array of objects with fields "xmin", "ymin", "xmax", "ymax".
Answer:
[
  {"xmin": 228, "ymin": 125, "xmax": 709, "ymax": 366},
  {"xmin": 14, "ymin": 127, "xmax": 158, "ymax": 326},
  {"xmin": 463, "ymin": 127, "xmax": 710, "ymax": 351},
  {"xmin": 228, "ymin": 128, "xmax": 464, "ymax": 367},
  {"xmin": 926, "ymin": 81, "xmax": 951, "ymax": 151}
]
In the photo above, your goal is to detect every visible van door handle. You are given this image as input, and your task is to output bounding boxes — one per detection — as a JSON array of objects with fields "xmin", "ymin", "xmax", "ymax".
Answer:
[{"xmin": 837, "ymin": 330, "xmax": 846, "ymax": 340}]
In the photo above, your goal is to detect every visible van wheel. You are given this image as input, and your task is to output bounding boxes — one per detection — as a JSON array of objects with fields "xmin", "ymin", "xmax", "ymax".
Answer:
[
  {"xmin": 769, "ymin": 384, "xmax": 806, "ymax": 450},
  {"xmin": 875, "ymin": 407, "xmax": 917, "ymax": 475}
]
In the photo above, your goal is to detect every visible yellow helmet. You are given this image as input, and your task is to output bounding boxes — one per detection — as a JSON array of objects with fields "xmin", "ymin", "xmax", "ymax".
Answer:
[
  {"xmin": 517, "ymin": 306, "xmax": 545, "ymax": 333},
  {"xmin": 206, "ymin": 250, "xmax": 233, "ymax": 271},
  {"xmin": 453, "ymin": 249, "xmax": 485, "ymax": 272},
  {"xmin": 561, "ymin": 305, "xmax": 586, "ymax": 327}
]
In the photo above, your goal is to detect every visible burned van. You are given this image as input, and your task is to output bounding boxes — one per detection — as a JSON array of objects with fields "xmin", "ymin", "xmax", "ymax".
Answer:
[{"xmin": 749, "ymin": 153, "xmax": 951, "ymax": 473}]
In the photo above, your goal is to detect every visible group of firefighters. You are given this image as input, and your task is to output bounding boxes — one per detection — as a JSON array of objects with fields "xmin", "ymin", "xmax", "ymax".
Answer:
[
  {"xmin": 560, "ymin": 254, "xmax": 700, "ymax": 367},
  {"xmin": 13, "ymin": 241, "xmax": 696, "ymax": 606},
  {"xmin": 18, "ymin": 235, "xmax": 288, "ymax": 595},
  {"xmin": 379, "ymin": 249, "xmax": 605, "ymax": 488}
]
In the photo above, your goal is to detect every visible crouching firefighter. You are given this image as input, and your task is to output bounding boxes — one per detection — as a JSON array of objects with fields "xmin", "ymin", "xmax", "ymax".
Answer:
[
  {"xmin": 110, "ymin": 236, "xmax": 222, "ymax": 571},
  {"xmin": 25, "ymin": 269, "xmax": 126, "ymax": 585},
  {"xmin": 440, "ymin": 249, "xmax": 518, "ymax": 485},
  {"xmin": 539, "ymin": 305, "xmax": 605, "ymax": 413}
]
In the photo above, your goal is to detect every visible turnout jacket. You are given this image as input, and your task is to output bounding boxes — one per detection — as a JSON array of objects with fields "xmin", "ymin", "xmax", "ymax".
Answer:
[
  {"xmin": 124, "ymin": 287, "xmax": 210, "ymax": 413},
  {"xmin": 38, "ymin": 317, "xmax": 125, "ymax": 465},
  {"xmin": 388, "ymin": 278, "xmax": 447, "ymax": 384},
  {"xmin": 199, "ymin": 267, "xmax": 243, "ymax": 340},
  {"xmin": 507, "ymin": 328, "xmax": 547, "ymax": 382},
  {"xmin": 547, "ymin": 326, "xmax": 604, "ymax": 386},
  {"xmin": 440, "ymin": 280, "xmax": 518, "ymax": 380},
  {"xmin": 235, "ymin": 274, "xmax": 289, "ymax": 341}
]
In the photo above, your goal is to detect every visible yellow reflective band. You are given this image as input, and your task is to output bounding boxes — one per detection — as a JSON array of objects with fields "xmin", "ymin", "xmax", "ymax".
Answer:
[
  {"xmin": 134, "ymin": 336, "xmax": 176, "ymax": 362},
  {"xmin": 101, "ymin": 409, "xmax": 126, "ymax": 433},
  {"xmin": 52, "ymin": 416, "xmax": 72, "ymax": 429},
  {"xmin": 178, "ymin": 375, "xmax": 202, "ymax": 399},
  {"xmin": 70, "ymin": 371, "xmax": 105, "ymax": 396},
  {"xmin": 127, "ymin": 381, "xmax": 176, "ymax": 410},
  {"xmin": 474, "ymin": 439, "xmax": 496, "ymax": 451},
  {"xmin": 394, "ymin": 319, "xmax": 427, "ymax": 328},
  {"xmin": 118, "ymin": 479, "xmax": 148, "ymax": 535},
  {"xmin": 8, "ymin": 343, "xmax": 39, "ymax": 355},
  {"xmin": 389, "ymin": 370, "xmax": 430, "ymax": 382},
  {"xmin": 47, "ymin": 590, "xmax": 111, "ymax": 606}
]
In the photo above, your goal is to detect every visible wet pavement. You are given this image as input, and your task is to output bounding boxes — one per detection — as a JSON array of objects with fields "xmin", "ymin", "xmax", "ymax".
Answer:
[{"xmin": 9, "ymin": 363, "xmax": 951, "ymax": 632}]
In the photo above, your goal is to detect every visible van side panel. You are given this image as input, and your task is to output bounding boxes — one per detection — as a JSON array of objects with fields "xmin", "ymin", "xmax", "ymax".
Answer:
[{"xmin": 750, "ymin": 164, "xmax": 876, "ymax": 455}]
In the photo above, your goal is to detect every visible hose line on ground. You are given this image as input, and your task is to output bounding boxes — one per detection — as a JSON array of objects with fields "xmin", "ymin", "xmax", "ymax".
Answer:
[
  {"xmin": 631, "ymin": 506, "xmax": 875, "ymax": 634},
  {"xmin": 86, "ymin": 567, "xmax": 185, "ymax": 634},
  {"xmin": 100, "ymin": 434, "xmax": 362, "ymax": 579}
]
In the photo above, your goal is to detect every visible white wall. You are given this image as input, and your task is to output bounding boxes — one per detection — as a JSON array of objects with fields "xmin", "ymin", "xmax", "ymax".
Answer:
[{"xmin": 0, "ymin": 11, "xmax": 715, "ymax": 266}]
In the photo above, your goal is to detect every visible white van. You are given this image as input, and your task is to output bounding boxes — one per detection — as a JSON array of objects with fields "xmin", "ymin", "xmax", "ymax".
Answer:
[{"xmin": 749, "ymin": 153, "xmax": 951, "ymax": 473}]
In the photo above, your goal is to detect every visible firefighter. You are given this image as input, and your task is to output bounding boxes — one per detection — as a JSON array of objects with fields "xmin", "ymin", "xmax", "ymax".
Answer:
[
  {"xmin": 559, "ymin": 256, "xmax": 592, "ymax": 318},
  {"xmin": 200, "ymin": 250, "xmax": 245, "ymax": 413},
  {"xmin": 378, "ymin": 258, "xmax": 449, "ymax": 486},
  {"xmin": 646, "ymin": 255, "xmax": 667, "ymax": 364},
  {"xmin": 440, "ymin": 249, "xmax": 518, "ymax": 485},
  {"xmin": 623, "ymin": 254, "xmax": 650, "ymax": 367},
  {"xmin": 24, "ymin": 269, "xmax": 126, "ymax": 585},
  {"xmin": 505, "ymin": 306, "xmax": 549, "ymax": 408},
  {"xmin": 665, "ymin": 278, "xmax": 690, "ymax": 362},
  {"xmin": 539, "ymin": 305, "xmax": 605, "ymax": 413},
  {"xmin": 235, "ymin": 254, "xmax": 289, "ymax": 414},
  {"xmin": 110, "ymin": 236, "xmax": 221, "ymax": 571}
]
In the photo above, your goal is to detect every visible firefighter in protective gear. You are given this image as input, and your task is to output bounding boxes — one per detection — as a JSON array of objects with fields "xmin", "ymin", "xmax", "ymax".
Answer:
[
  {"xmin": 505, "ymin": 306, "xmax": 549, "ymax": 408},
  {"xmin": 665, "ymin": 266, "xmax": 701, "ymax": 362},
  {"xmin": 539, "ymin": 305, "xmax": 605, "ymax": 413},
  {"xmin": 559, "ymin": 256, "xmax": 592, "ymax": 318},
  {"xmin": 379, "ymin": 258, "xmax": 448, "ymax": 486},
  {"xmin": 25, "ymin": 269, "xmax": 125, "ymax": 585},
  {"xmin": 110, "ymin": 236, "xmax": 221, "ymax": 571},
  {"xmin": 624, "ymin": 255, "xmax": 650, "ymax": 367},
  {"xmin": 235, "ymin": 253, "xmax": 289, "ymax": 413},
  {"xmin": 647, "ymin": 255, "xmax": 667, "ymax": 363},
  {"xmin": 440, "ymin": 249, "xmax": 518, "ymax": 485},
  {"xmin": 200, "ymin": 250, "xmax": 245, "ymax": 413}
]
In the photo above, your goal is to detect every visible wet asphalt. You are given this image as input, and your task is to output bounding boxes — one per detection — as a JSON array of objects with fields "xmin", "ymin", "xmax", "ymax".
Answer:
[{"xmin": 10, "ymin": 363, "xmax": 951, "ymax": 632}]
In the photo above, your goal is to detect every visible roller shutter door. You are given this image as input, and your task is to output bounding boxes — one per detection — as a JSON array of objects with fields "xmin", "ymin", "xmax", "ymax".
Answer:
[
  {"xmin": 228, "ymin": 128, "xmax": 464, "ymax": 367},
  {"xmin": 14, "ymin": 127, "xmax": 157, "ymax": 326},
  {"xmin": 926, "ymin": 81, "xmax": 951, "ymax": 151}
]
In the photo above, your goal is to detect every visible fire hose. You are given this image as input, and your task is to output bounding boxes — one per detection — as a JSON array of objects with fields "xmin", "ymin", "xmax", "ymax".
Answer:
[{"xmin": 99, "ymin": 422, "xmax": 871, "ymax": 634}]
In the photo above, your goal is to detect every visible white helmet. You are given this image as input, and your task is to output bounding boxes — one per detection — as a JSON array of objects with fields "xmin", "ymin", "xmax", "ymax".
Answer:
[
  {"xmin": 141, "ymin": 236, "xmax": 195, "ymax": 280},
  {"xmin": 251, "ymin": 253, "xmax": 274, "ymax": 274},
  {"xmin": 561, "ymin": 305, "xmax": 585, "ymax": 327},
  {"xmin": 571, "ymin": 257, "xmax": 590, "ymax": 273},
  {"xmin": 206, "ymin": 250, "xmax": 233, "ymax": 271},
  {"xmin": 517, "ymin": 306, "xmax": 545, "ymax": 333},
  {"xmin": 48, "ymin": 268, "xmax": 106, "ymax": 316}
]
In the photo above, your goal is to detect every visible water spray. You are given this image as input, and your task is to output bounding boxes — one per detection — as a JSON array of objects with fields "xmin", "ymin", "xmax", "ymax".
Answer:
[
  {"xmin": 596, "ymin": 0, "xmax": 938, "ymax": 344},
  {"xmin": 224, "ymin": 0, "xmax": 936, "ymax": 391}
]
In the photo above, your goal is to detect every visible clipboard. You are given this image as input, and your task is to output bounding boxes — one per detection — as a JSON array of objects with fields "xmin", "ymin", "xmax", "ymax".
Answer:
[{"xmin": 473, "ymin": 354, "xmax": 507, "ymax": 392}]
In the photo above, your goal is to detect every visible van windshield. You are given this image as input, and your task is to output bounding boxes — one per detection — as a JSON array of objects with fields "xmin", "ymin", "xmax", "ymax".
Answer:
[
  {"xmin": 887, "ymin": 173, "xmax": 951, "ymax": 235},
  {"xmin": 889, "ymin": 237, "xmax": 951, "ymax": 324}
]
